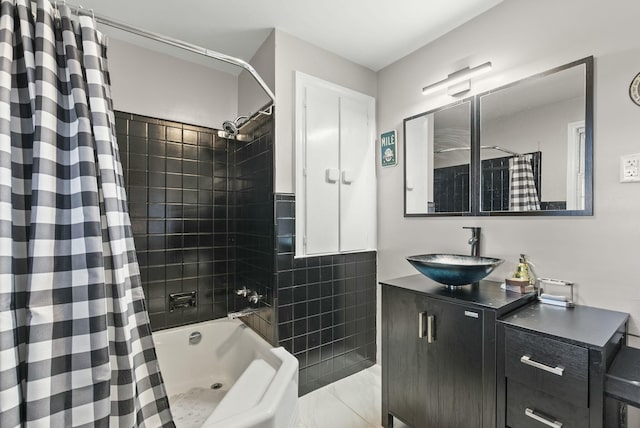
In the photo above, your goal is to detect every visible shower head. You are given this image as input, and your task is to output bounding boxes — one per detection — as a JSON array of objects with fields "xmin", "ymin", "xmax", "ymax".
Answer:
[
  {"xmin": 222, "ymin": 116, "xmax": 248, "ymax": 137},
  {"xmin": 222, "ymin": 120, "xmax": 239, "ymax": 136}
]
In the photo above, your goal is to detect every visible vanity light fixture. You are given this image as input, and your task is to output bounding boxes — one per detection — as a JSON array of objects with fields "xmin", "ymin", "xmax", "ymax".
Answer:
[{"xmin": 422, "ymin": 61, "xmax": 492, "ymax": 96}]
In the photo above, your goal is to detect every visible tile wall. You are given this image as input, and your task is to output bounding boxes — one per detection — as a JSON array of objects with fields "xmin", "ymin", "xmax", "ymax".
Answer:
[
  {"xmin": 274, "ymin": 195, "xmax": 377, "ymax": 395},
  {"xmin": 115, "ymin": 112, "xmax": 232, "ymax": 330},
  {"xmin": 228, "ymin": 116, "xmax": 276, "ymax": 343},
  {"xmin": 115, "ymin": 112, "xmax": 376, "ymax": 394}
]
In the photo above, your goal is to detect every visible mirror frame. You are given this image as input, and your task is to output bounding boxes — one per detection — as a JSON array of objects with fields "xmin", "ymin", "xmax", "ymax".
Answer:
[
  {"xmin": 403, "ymin": 97, "xmax": 475, "ymax": 217},
  {"xmin": 403, "ymin": 56, "xmax": 594, "ymax": 217}
]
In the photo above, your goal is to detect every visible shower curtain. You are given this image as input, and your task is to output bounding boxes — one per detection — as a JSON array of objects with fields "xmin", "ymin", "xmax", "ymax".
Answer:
[
  {"xmin": 509, "ymin": 154, "xmax": 541, "ymax": 211},
  {"xmin": 0, "ymin": 1, "xmax": 173, "ymax": 426}
]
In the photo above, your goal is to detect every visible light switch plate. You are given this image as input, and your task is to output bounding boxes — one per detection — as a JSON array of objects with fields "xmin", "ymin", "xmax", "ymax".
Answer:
[{"xmin": 620, "ymin": 153, "xmax": 640, "ymax": 182}]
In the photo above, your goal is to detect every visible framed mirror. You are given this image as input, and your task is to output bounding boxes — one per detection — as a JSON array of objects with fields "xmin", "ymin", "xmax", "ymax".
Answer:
[
  {"xmin": 478, "ymin": 56, "xmax": 593, "ymax": 215},
  {"xmin": 403, "ymin": 56, "xmax": 593, "ymax": 217},
  {"xmin": 404, "ymin": 99, "xmax": 473, "ymax": 215}
]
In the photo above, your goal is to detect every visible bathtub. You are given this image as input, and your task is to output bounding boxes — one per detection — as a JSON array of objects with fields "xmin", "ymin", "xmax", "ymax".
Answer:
[{"xmin": 153, "ymin": 318, "xmax": 299, "ymax": 428}]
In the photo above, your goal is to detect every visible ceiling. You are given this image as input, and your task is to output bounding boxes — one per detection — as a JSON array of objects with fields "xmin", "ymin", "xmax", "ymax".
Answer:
[{"xmin": 76, "ymin": 0, "xmax": 502, "ymax": 74}]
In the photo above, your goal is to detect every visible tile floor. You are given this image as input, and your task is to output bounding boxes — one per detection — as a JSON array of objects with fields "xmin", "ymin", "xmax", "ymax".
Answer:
[{"xmin": 297, "ymin": 365, "xmax": 409, "ymax": 428}]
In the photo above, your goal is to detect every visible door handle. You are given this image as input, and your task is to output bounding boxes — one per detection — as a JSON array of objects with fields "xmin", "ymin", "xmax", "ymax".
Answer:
[
  {"xmin": 418, "ymin": 312, "xmax": 435, "ymax": 343},
  {"xmin": 427, "ymin": 315, "xmax": 435, "ymax": 343},
  {"xmin": 325, "ymin": 168, "xmax": 339, "ymax": 183},
  {"xmin": 342, "ymin": 170, "xmax": 353, "ymax": 184}
]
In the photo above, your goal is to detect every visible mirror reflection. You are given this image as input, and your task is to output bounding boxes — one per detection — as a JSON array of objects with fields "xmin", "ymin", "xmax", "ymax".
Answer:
[
  {"xmin": 404, "ymin": 101, "xmax": 472, "ymax": 215},
  {"xmin": 479, "ymin": 61, "xmax": 587, "ymax": 212}
]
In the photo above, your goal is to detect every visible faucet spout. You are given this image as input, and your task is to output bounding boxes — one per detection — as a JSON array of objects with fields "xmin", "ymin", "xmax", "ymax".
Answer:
[
  {"xmin": 463, "ymin": 227, "xmax": 481, "ymax": 257},
  {"xmin": 227, "ymin": 307, "xmax": 263, "ymax": 320}
]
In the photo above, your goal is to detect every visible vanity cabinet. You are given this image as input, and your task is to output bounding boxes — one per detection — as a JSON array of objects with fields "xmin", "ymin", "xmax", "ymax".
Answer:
[
  {"xmin": 381, "ymin": 275, "xmax": 534, "ymax": 428},
  {"xmin": 498, "ymin": 303, "xmax": 628, "ymax": 428},
  {"xmin": 384, "ymin": 286, "xmax": 483, "ymax": 427}
]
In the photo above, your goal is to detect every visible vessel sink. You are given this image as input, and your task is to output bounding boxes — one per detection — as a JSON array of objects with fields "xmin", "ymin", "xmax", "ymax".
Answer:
[{"xmin": 406, "ymin": 254, "xmax": 504, "ymax": 286}]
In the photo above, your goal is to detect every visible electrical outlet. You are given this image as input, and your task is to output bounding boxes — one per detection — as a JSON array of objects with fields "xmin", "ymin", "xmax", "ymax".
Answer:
[{"xmin": 620, "ymin": 154, "xmax": 640, "ymax": 182}]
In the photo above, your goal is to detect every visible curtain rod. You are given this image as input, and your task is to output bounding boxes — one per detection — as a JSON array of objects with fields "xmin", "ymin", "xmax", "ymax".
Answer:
[
  {"xmin": 61, "ymin": 2, "xmax": 275, "ymax": 106},
  {"xmin": 435, "ymin": 146, "xmax": 522, "ymax": 156}
]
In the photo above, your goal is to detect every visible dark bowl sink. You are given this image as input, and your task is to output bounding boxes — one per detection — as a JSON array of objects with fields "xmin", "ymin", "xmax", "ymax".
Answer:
[{"xmin": 407, "ymin": 254, "xmax": 504, "ymax": 286}]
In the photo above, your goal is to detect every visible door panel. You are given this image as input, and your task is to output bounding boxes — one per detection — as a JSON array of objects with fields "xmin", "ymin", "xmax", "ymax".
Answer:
[
  {"xmin": 304, "ymin": 86, "xmax": 340, "ymax": 255},
  {"xmin": 386, "ymin": 288, "xmax": 426, "ymax": 427},
  {"xmin": 432, "ymin": 300, "xmax": 484, "ymax": 428},
  {"xmin": 339, "ymin": 96, "xmax": 375, "ymax": 252}
]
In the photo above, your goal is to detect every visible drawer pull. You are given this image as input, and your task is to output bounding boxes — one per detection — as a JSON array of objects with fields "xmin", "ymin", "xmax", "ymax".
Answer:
[
  {"xmin": 520, "ymin": 355, "xmax": 564, "ymax": 376},
  {"xmin": 427, "ymin": 315, "xmax": 435, "ymax": 343},
  {"xmin": 418, "ymin": 312, "xmax": 435, "ymax": 343},
  {"xmin": 525, "ymin": 407, "xmax": 563, "ymax": 428},
  {"xmin": 418, "ymin": 312, "xmax": 426, "ymax": 338}
]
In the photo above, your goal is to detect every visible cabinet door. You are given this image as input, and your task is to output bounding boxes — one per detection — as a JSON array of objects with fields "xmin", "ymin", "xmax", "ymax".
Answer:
[
  {"xmin": 431, "ymin": 299, "xmax": 484, "ymax": 428},
  {"xmin": 303, "ymin": 85, "xmax": 340, "ymax": 255},
  {"xmin": 339, "ymin": 96, "xmax": 375, "ymax": 252},
  {"xmin": 385, "ymin": 288, "xmax": 438, "ymax": 428},
  {"xmin": 295, "ymin": 72, "xmax": 376, "ymax": 257}
]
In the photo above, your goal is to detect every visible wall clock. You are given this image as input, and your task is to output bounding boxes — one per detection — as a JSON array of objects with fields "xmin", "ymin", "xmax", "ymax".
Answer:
[{"xmin": 630, "ymin": 72, "xmax": 640, "ymax": 106}]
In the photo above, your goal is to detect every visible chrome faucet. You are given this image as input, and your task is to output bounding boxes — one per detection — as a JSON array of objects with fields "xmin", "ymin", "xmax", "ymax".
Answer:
[
  {"xmin": 463, "ymin": 227, "xmax": 481, "ymax": 257},
  {"xmin": 227, "ymin": 307, "xmax": 263, "ymax": 320},
  {"xmin": 236, "ymin": 286, "xmax": 251, "ymax": 297},
  {"xmin": 247, "ymin": 291, "xmax": 263, "ymax": 304}
]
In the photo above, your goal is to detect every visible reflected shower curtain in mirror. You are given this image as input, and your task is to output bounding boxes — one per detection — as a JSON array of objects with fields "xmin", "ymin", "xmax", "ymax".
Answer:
[
  {"xmin": 509, "ymin": 154, "xmax": 541, "ymax": 211},
  {"xmin": 0, "ymin": 1, "xmax": 173, "ymax": 426}
]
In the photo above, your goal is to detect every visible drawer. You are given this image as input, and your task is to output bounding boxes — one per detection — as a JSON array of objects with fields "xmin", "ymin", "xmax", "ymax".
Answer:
[
  {"xmin": 507, "ymin": 379, "xmax": 589, "ymax": 428},
  {"xmin": 505, "ymin": 327, "xmax": 588, "ymax": 407}
]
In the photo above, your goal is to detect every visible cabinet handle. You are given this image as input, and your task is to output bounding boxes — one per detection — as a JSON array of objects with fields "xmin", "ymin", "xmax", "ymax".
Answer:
[
  {"xmin": 520, "ymin": 355, "xmax": 564, "ymax": 376},
  {"xmin": 427, "ymin": 315, "xmax": 435, "ymax": 343},
  {"xmin": 525, "ymin": 408, "xmax": 563, "ymax": 428},
  {"xmin": 325, "ymin": 168, "xmax": 339, "ymax": 183},
  {"xmin": 418, "ymin": 312, "xmax": 427, "ymax": 338},
  {"xmin": 341, "ymin": 170, "xmax": 353, "ymax": 184}
]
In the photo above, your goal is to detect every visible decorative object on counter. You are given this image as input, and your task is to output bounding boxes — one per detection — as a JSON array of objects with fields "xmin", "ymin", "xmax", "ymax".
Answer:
[
  {"xmin": 538, "ymin": 278, "xmax": 575, "ymax": 308},
  {"xmin": 503, "ymin": 280, "xmax": 534, "ymax": 294},
  {"xmin": 503, "ymin": 254, "xmax": 536, "ymax": 293}
]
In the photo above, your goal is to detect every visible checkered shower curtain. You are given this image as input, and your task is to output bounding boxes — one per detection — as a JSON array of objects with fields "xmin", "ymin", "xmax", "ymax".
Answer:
[
  {"xmin": 509, "ymin": 154, "xmax": 541, "ymax": 211},
  {"xmin": 0, "ymin": 1, "xmax": 174, "ymax": 426}
]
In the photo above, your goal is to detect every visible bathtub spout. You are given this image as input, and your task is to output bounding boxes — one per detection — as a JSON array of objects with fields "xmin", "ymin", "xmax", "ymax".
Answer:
[{"xmin": 227, "ymin": 307, "xmax": 262, "ymax": 320}]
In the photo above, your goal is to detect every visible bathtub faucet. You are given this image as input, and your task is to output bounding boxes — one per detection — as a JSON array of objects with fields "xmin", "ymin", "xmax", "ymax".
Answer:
[
  {"xmin": 236, "ymin": 286, "xmax": 252, "ymax": 297},
  {"xmin": 248, "ymin": 291, "xmax": 263, "ymax": 304},
  {"xmin": 227, "ymin": 307, "xmax": 263, "ymax": 320}
]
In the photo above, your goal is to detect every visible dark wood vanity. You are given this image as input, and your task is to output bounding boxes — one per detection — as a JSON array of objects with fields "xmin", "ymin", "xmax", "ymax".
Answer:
[
  {"xmin": 499, "ymin": 303, "xmax": 627, "ymax": 428},
  {"xmin": 381, "ymin": 275, "xmax": 629, "ymax": 428}
]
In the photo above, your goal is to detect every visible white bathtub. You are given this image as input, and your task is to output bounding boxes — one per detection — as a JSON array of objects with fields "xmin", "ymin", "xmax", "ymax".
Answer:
[{"xmin": 153, "ymin": 318, "xmax": 299, "ymax": 428}]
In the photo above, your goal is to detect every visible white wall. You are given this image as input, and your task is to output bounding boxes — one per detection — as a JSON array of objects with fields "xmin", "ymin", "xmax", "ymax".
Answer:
[
  {"xmin": 107, "ymin": 38, "xmax": 238, "ymax": 129},
  {"xmin": 377, "ymin": 0, "xmax": 640, "ymax": 353},
  {"xmin": 274, "ymin": 30, "xmax": 377, "ymax": 193},
  {"xmin": 238, "ymin": 30, "xmax": 276, "ymax": 117}
]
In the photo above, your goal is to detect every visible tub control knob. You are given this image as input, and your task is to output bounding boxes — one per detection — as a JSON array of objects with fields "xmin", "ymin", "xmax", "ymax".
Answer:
[
  {"xmin": 236, "ymin": 287, "xmax": 251, "ymax": 297},
  {"xmin": 248, "ymin": 291, "xmax": 263, "ymax": 304}
]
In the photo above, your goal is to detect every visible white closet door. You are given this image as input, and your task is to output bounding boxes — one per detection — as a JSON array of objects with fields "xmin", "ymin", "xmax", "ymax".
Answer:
[
  {"xmin": 304, "ymin": 85, "xmax": 340, "ymax": 255},
  {"xmin": 339, "ymin": 96, "xmax": 374, "ymax": 252}
]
